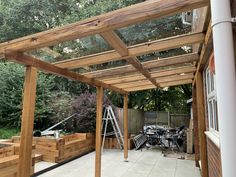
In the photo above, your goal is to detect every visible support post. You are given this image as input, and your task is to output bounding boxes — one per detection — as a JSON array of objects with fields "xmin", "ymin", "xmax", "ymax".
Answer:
[
  {"xmin": 192, "ymin": 86, "xmax": 200, "ymax": 167},
  {"xmin": 123, "ymin": 94, "xmax": 128, "ymax": 161},
  {"xmin": 210, "ymin": 1, "xmax": 236, "ymax": 177},
  {"xmin": 196, "ymin": 72, "xmax": 208, "ymax": 177},
  {"xmin": 95, "ymin": 86, "xmax": 103, "ymax": 177},
  {"xmin": 18, "ymin": 66, "xmax": 38, "ymax": 177}
]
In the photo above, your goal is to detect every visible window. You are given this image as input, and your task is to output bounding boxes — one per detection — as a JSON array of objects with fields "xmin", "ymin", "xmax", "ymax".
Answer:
[{"xmin": 205, "ymin": 67, "xmax": 219, "ymax": 132}]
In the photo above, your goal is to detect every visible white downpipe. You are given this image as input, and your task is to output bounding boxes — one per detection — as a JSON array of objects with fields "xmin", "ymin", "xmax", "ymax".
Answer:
[{"xmin": 210, "ymin": 1, "xmax": 236, "ymax": 177}]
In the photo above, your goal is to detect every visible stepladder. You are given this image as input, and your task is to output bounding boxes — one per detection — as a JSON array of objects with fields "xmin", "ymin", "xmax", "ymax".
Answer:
[{"xmin": 102, "ymin": 106, "xmax": 124, "ymax": 151}]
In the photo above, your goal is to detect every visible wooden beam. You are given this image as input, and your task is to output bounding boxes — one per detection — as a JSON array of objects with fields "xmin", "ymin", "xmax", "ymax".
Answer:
[
  {"xmin": 195, "ymin": 72, "xmax": 208, "ymax": 177},
  {"xmin": 159, "ymin": 79, "xmax": 192, "ymax": 87},
  {"xmin": 192, "ymin": 7, "xmax": 210, "ymax": 53},
  {"xmin": 55, "ymin": 32, "xmax": 204, "ymax": 68},
  {"xmin": 123, "ymin": 94, "xmax": 128, "ymax": 161},
  {"xmin": 127, "ymin": 57, "xmax": 159, "ymax": 87},
  {"xmin": 84, "ymin": 53, "xmax": 199, "ymax": 79},
  {"xmin": 95, "ymin": 86, "xmax": 103, "ymax": 177},
  {"xmin": 192, "ymin": 86, "xmax": 200, "ymax": 167},
  {"xmin": 125, "ymin": 79, "xmax": 192, "ymax": 92},
  {"xmin": 18, "ymin": 66, "xmax": 38, "ymax": 177},
  {"xmin": 102, "ymin": 66, "xmax": 196, "ymax": 84},
  {"xmin": 101, "ymin": 31, "xmax": 159, "ymax": 87},
  {"xmin": 193, "ymin": 21, "xmax": 213, "ymax": 85},
  {"xmin": 100, "ymin": 31, "xmax": 128, "ymax": 56},
  {"xmin": 0, "ymin": 0, "xmax": 208, "ymax": 54},
  {"xmin": 4, "ymin": 51, "xmax": 127, "ymax": 94},
  {"xmin": 115, "ymin": 74, "xmax": 194, "ymax": 89}
]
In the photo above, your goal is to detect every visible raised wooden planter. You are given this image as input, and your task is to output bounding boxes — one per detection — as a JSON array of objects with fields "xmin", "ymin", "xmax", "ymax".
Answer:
[
  {"xmin": 12, "ymin": 133, "xmax": 95, "ymax": 163},
  {"xmin": 0, "ymin": 143, "xmax": 35, "ymax": 177}
]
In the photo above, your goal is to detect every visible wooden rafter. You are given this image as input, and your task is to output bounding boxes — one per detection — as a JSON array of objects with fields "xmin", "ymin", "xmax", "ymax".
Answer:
[
  {"xmin": 192, "ymin": 7, "xmax": 210, "ymax": 53},
  {"xmin": 54, "ymin": 32, "xmax": 204, "ymax": 69},
  {"xmin": 102, "ymin": 66, "xmax": 196, "ymax": 84},
  {"xmin": 83, "ymin": 53, "xmax": 199, "ymax": 78},
  {"xmin": 0, "ymin": 0, "xmax": 208, "ymax": 55},
  {"xmin": 115, "ymin": 73, "xmax": 194, "ymax": 89},
  {"xmin": 100, "ymin": 31, "xmax": 128, "ymax": 57},
  {"xmin": 4, "ymin": 51, "xmax": 127, "ymax": 94},
  {"xmin": 101, "ymin": 31, "xmax": 159, "ymax": 87},
  {"xmin": 125, "ymin": 79, "xmax": 193, "ymax": 92},
  {"xmin": 193, "ymin": 21, "xmax": 212, "ymax": 85}
]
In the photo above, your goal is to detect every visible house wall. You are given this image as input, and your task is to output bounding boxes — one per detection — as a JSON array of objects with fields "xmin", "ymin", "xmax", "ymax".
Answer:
[
  {"xmin": 207, "ymin": 137, "xmax": 222, "ymax": 177},
  {"xmin": 203, "ymin": 53, "xmax": 222, "ymax": 177}
]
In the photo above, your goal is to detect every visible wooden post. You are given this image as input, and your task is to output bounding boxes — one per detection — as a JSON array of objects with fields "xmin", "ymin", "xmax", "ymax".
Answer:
[
  {"xmin": 192, "ymin": 86, "xmax": 200, "ymax": 167},
  {"xmin": 18, "ymin": 66, "xmax": 38, "ymax": 177},
  {"xmin": 196, "ymin": 72, "xmax": 208, "ymax": 177},
  {"xmin": 123, "ymin": 94, "xmax": 128, "ymax": 161},
  {"xmin": 95, "ymin": 86, "xmax": 103, "ymax": 177}
]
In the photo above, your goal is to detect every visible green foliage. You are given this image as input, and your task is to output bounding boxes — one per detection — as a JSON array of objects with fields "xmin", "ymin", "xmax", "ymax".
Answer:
[
  {"xmin": 108, "ymin": 85, "xmax": 192, "ymax": 113},
  {"xmin": 0, "ymin": 127, "xmax": 19, "ymax": 139},
  {"xmin": 0, "ymin": 62, "xmax": 54, "ymax": 128},
  {"xmin": 0, "ymin": 0, "xmax": 192, "ymax": 132}
]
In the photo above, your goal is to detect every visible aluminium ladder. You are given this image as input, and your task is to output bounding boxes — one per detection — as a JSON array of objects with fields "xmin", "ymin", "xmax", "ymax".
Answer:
[{"xmin": 101, "ymin": 106, "xmax": 124, "ymax": 151}]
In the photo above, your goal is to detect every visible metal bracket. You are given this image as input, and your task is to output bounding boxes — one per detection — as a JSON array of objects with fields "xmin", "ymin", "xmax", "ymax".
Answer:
[
  {"xmin": 231, "ymin": 18, "xmax": 236, "ymax": 23},
  {"xmin": 212, "ymin": 17, "xmax": 236, "ymax": 27}
]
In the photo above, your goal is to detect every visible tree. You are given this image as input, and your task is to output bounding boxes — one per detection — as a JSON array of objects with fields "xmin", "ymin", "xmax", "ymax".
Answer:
[{"xmin": 0, "ymin": 0, "xmax": 192, "ymax": 130}]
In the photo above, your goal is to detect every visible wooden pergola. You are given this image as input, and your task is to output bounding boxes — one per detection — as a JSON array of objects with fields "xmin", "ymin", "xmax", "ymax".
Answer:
[{"xmin": 0, "ymin": 0, "xmax": 212, "ymax": 177}]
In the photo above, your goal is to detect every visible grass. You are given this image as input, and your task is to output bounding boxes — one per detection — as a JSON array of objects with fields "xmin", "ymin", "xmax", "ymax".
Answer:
[{"xmin": 0, "ymin": 127, "xmax": 19, "ymax": 139}]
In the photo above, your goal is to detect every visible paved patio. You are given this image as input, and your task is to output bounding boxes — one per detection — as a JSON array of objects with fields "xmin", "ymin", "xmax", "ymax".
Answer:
[{"xmin": 36, "ymin": 149, "xmax": 201, "ymax": 177}]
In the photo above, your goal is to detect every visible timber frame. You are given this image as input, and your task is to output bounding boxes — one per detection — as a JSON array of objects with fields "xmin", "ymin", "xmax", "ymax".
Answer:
[{"xmin": 0, "ymin": 1, "xmax": 212, "ymax": 177}]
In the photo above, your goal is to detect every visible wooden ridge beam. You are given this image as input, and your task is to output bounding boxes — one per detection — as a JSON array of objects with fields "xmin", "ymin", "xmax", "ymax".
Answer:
[
  {"xmin": 125, "ymin": 79, "xmax": 193, "ymax": 92},
  {"xmin": 102, "ymin": 66, "xmax": 196, "ymax": 85},
  {"xmin": 4, "ymin": 51, "xmax": 127, "ymax": 94},
  {"xmin": 193, "ymin": 21, "xmax": 213, "ymax": 86},
  {"xmin": 55, "ymin": 32, "xmax": 204, "ymax": 69},
  {"xmin": 101, "ymin": 31, "xmax": 159, "ymax": 87},
  {"xmin": 0, "ymin": 0, "xmax": 208, "ymax": 55},
  {"xmin": 115, "ymin": 73, "xmax": 194, "ymax": 89},
  {"xmin": 84, "ymin": 53, "xmax": 199, "ymax": 78}
]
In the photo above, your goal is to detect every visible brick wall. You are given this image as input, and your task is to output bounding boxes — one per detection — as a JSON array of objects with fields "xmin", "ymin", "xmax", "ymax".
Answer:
[{"xmin": 207, "ymin": 138, "xmax": 222, "ymax": 177}]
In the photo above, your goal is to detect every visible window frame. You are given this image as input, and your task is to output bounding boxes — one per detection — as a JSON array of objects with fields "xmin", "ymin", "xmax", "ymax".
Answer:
[{"xmin": 204, "ymin": 66, "xmax": 219, "ymax": 136}]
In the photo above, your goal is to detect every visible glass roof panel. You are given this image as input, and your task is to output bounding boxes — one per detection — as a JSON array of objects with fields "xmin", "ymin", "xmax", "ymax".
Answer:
[
  {"xmin": 137, "ymin": 46, "xmax": 192, "ymax": 63},
  {"xmin": 116, "ymin": 14, "xmax": 192, "ymax": 46},
  {"xmin": 28, "ymin": 34, "xmax": 112, "ymax": 63}
]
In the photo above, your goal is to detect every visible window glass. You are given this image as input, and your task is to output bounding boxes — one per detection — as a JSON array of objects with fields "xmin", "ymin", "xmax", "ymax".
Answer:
[{"xmin": 205, "ymin": 67, "xmax": 219, "ymax": 132}]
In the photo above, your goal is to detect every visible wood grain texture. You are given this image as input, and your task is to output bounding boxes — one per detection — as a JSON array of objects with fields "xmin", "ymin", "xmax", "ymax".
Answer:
[
  {"xmin": 193, "ymin": 21, "xmax": 212, "ymax": 85},
  {"xmin": 0, "ymin": 0, "xmax": 208, "ymax": 54},
  {"xmin": 18, "ymin": 66, "xmax": 37, "ymax": 177},
  {"xmin": 116, "ymin": 74, "xmax": 193, "ymax": 89},
  {"xmin": 125, "ymin": 79, "xmax": 192, "ymax": 92},
  {"xmin": 55, "ymin": 32, "xmax": 204, "ymax": 69},
  {"xmin": 95, "ymin": 87, "xmax": 103, "ymax": 177},
  {"xmin": 102, "ymin": 66, "xmax": 196, "ymax": 84},
  {"xmin": 192, "ymin": 7, "xmax": 210, "ymax": 53},
  {"xmin": 123, "ymin": 94, "xmax": 128, "ymax": 160},
  {"xmin": 192, "ymin": 86, "xmax": 200, "ymax": 167},
  {"xmin": 4, "ymin": 52, "xmax": 127, "ymax": 94},
  {"xmin": 196, "ymin": 72, "xmax": 208, "ymax": 177},
  {"xmin": 83, "ymin": 53, "xmax": 199, "ymax": 79},
  {"xmin": 101, "ymin": 31, "xmax": 159, "ymax": 87}
]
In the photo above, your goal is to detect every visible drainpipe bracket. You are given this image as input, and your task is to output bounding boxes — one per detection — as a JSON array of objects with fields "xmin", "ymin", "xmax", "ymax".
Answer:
[
  {"xmin": 231, "ymin": 17, "xmax": 236, "ymax": 23},
  {"xmin": 212, "ymin": 17, "xmax": 236, "ymax": 27}
]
